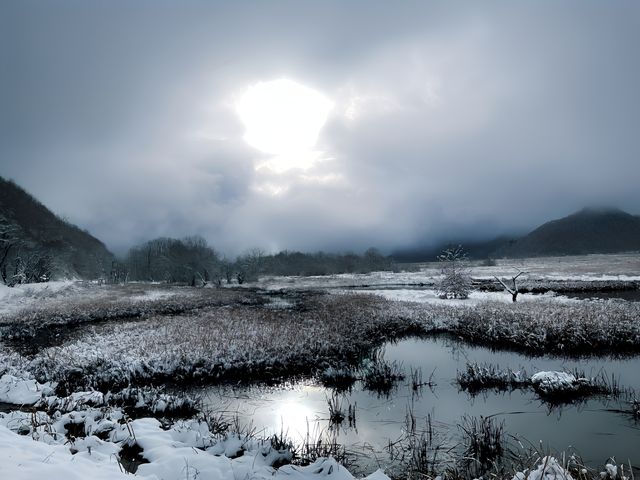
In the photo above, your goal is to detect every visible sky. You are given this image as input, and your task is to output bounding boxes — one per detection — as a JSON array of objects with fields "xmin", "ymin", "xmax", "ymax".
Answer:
[{"xmin": 1, "ymin": 1, "xmax": 639, "ymax": 256}]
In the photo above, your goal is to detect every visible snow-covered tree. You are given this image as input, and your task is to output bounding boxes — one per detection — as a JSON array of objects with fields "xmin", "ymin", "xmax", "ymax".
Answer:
[
  {"xmin": 10, "ymin": 253, "xmax": 52, "ymax": 285},
  {"xmin": 437, "ymin": 244, "xmax": 472, "ymax": 299}
]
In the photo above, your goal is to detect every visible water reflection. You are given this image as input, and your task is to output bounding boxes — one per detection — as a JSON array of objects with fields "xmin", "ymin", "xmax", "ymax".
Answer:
[{"xmin": 195, "ymin": 336, "xmax": 640, "ymax": 473}]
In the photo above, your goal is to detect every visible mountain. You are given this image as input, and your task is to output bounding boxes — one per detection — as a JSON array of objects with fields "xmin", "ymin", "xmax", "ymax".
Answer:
[
  {"xmin": 0, "ymin": 177, "xmax": 114, "ymax": 280},
  {"xmin": 496, "ymin": 207, "xmax": 640, "ymax": 257},
  {"xmin": 393, "ymin": 207, "xmax": 640, "ymax": 262}
]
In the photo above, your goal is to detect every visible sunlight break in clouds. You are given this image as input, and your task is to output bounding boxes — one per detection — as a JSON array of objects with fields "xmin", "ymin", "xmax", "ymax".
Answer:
[
  {"xmin": 3, "ymin": 2, "xmax": 639, "ymax": 255},
  {"xmin": 236, "ymin": 79, "xmax": 334, "ymax": 173}
]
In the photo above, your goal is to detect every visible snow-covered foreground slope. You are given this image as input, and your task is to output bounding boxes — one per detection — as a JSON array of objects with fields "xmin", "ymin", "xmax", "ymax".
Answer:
[
  {"xmin": 0, "ymin": 371, "xmax": 391, "ymax": 479},
  {"xmin": 0, "ymin": 411, "xmax": 390, "ymax": 480},
  {"xmin": 0, "ymin": 424, "xmax": 130, "ymax": 480}
]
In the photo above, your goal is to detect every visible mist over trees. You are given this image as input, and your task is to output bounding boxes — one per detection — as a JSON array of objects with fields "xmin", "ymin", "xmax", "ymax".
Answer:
[
  {"xmin": 125, "ymin": 236, "xmax": 222, "ymax": 285},
  {"xmin": 122, "ymin": 237, "xmax": 394, "ymax": 285},
  {"xmin": 228, "ymin": 247, "xmax": 393, "ymax": 283},
  {"xmin": 1, "ymin": 175, "xmax": 395, "ymax": 286},
  {"xmin": 254, "ymin": 248, "xmax": 392, "ymax": 277}
]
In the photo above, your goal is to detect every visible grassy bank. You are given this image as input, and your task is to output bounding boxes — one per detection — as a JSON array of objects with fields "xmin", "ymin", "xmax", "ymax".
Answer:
[
  {"xmin": 14, "ymin": 294, "xmax": 429, "ymax": 392},
  {"xmin": 1, "ymin": 285, "xmax": 639, "ymax": 393},
  {"xmin": 0, "ymin": 283, "xmax": 263, "ymax": 343},
  {"xmin": 1, "ymin": 284, "xmax": 639, "ymax": 479},
  {"xmin": 449, "ymin": 300, "xmax": 640, "ymax": 355}
]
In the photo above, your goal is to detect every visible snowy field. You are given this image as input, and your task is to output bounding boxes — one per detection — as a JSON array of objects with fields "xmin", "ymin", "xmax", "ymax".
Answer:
[
  {"xmin": 1, "ymin": 253, "xmax": 637, "ymax": 321},
  {"xmin": 0, "ymin": 280, "xmax": 87, "ymax": 317},
  {"xmin": 0, "ymin": 253, "xmax": 639, "ymax": 479},
  {"xmin": 350, "ymin": 288, "xmax": 570, "ymax": 305},
  {"xmin": 249, "ymin": 253, "xmax": 640, "ymax": 290},
  {"xmin": 0, "ymin": 281, "xmax": 196, "ymax": 320}
]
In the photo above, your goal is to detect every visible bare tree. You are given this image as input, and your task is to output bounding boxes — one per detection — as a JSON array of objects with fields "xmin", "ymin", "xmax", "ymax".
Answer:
[
  {"xmin": 363, "ymin": 247, "xmax": 392, "ymax": 272},
  {"xmin": 125, "ymin": 236, "xmax": 221, "ymax": 285},
  {"xmin": 494, "ymin": 268, "xmax": 525, "ymax": 302},
  {"xmin": 0, "ymin": 216, "xmax": 21, "ymax": 285},
  {"xmin": 109, "ymin": 260, "xmax": 129, "ymax": 284},
  {"xmin": 437, "ymin": 245, "xmax": 472, "ymax": 299},
  {"xmin": 10, "ymin": 251, "xmax": 52, "ymax": 285},
  {"xmin": 235, "ymin": 248, "xmax": 266, "ymax": 283},
  {"xmin": 0, "ymin": 217, "xmax": 51, "ymax": 286},
  {"xmin": 220, "ymin": 257, "xmax": 234, "ymax": 284}
]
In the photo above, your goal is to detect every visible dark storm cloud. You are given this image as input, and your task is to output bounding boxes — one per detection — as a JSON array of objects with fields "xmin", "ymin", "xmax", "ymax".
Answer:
[{"xmin": 1, "ymin": 1, "xmax": 639, "ymax": 255}]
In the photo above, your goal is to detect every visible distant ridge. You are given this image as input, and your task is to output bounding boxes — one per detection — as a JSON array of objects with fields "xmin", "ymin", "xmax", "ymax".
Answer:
[
  {"xmin": 0, "ymin": 176, "xmax": 114, "ymax": 279},
  {"xmin": 496, "ymin": 207, "xmax": 640, "ymax": 257},
  {"xmin": 393, "ymin": 207, "xmax": 640, "ymax": 262}
]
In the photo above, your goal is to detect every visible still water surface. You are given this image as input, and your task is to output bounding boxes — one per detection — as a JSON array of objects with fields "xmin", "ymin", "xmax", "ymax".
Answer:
[{"xmin": 194, "ymin": 336, "xmax": 640, "ymax": 472}]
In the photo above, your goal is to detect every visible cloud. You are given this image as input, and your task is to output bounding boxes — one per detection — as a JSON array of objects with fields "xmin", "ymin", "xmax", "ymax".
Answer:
[{"xmin": 1, "ymin": 1, "xmax": 639, "ymax": 255}]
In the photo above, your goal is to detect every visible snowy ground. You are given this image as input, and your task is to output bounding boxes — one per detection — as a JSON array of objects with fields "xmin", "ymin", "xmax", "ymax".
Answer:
[
  {"xmin": 1, "ymin": 253, "xmax": 637, "ymax": 322},
  {"xmin": 1, "ymin": 253, "xmax": 639, "ymax": 478},
  {"xmin": 465, "ymin": 252, "xmax": 640, "ymax": 280},
  {"xmin": 249, "ymin": 253, "xmax": 640, "ymax": 291},
  {"xmin": 0, "ymin": 406, "xmax": 389, "ymax": 480},
  {"xmin": 0, "ymin": 281, "xmax": 205, "ymax": 321},
  {"xmin": 0, "ymin": 372, "xmax": 390, "ymax": 479},
  {"xmin": 351, "ymin": 288, "xmax": 571, "ymax": 305},
  {"xmin": 0, "ymin": 280, "xmax": 84, "ymax": 317},
  {"xmin": 0, "ymin": 279, "xmax": 638, "ymax": 394}
]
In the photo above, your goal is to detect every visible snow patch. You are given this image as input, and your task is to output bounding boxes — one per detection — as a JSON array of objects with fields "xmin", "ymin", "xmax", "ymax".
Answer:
[
  {"xmin": 130, "ymin": 290, "xmax": 178, "ymax": 302},
  {"xmin": 0, "ymin": 424, "xmax": 131, "ymax": 480},
  {"xmin": 513, "ymin": 456, "xmax": 574, "ymax": 480},
  {"xmin": 0, "ymin": 374, "xmax": 54, "ymax": 405},
  {"xmin": 530, "ymin": 371, "xmax": 587, "ymax": 395},
  {"xmin": 0, "ymin": 280, "xmax": 79, "ymax": 316},
  {"xmin": 0, "ymin": 407, "xmax": 391, "ymax": 480}
]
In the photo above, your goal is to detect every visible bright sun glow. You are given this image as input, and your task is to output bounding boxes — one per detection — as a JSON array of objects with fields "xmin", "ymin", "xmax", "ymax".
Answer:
[
  {"xmin": 274, "ymin": 398, "xmax": 317, "ymax": 438},
  {"xmin": 236, "ymin": 79, "xmax": 333, "ymax": 171}
]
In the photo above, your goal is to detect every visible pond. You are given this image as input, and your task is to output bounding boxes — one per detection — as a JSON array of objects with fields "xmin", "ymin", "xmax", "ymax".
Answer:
[{"xmin": 191, "ymin": 336, "xmax": 640, "ymax": 474}]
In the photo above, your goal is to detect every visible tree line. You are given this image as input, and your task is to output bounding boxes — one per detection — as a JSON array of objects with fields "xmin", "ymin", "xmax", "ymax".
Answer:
[{"xmin": 109, "ymin": 236, "xmax": 394, "ymax": 286}]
